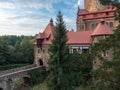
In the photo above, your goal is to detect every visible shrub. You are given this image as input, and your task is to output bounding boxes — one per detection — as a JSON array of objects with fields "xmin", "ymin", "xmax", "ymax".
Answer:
[{"xmin": 28, "ymin": 67, "xmax": 47, "ymax": 86}]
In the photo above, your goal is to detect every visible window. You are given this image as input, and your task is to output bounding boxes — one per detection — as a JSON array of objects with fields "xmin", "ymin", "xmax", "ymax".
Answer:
[
  {"xmin": 69, "ymin": 49, "xmax": 72, "ymax": 53},
  {"xmin": 102, "ymin": 51, "xmax": 108, "ymax": 57},
  {"xmin": 37, "ymin": 45, "xmax": 40, "ymax": 48},
  {"xmin": 82, "ymin": 49, "xmax": 89, "ymax": 54},
  {"xmin": 93, "ymin": 14, "xmax": 97, "ymax": 17},
  {"xmin": 80, "ymin": 25, "xmax": 84, "ymax": 30},
  {"xmin": 38, "ymin": 49, "xmax": 41, "ymax": 53},
  {"xmin": 43, "ymin": 49, "xmax": 45, "ymax": 53},
  {"xmin": 73, "ymin": 49, "xmax": 77, "ymax": 53},
  {"xmin": 95, "ymin": 23, "xmax": 98, "ymax": 27},
  {"xmin": 92, "ymin": 23, "xmax": 95, "ymax": 29},
  {"xmin": 106, "ymin": 12, "xmax": 109, "ymax": 16},
  {"xmin": 92, "ymin": 23, "xmax": 99, "ymax": 29},
  {"xmin": 106, "ymin": 22, "xmax": 108, "ymax": 25},
  {"xmin": 82, "ymin": 15, "xmax": 86, "ymax": 18},
  {"xmin": 109, "ymin": 22, "xmax": 113, "ymax": 27}
]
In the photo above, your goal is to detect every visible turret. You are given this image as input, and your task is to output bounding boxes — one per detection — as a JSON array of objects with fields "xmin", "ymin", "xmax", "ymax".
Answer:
[
  {"xmin": 91, "ymin": 19, "xmax": 113, "ymax": 43},
  {"xmin": 50, "ymin": 18, "xmax": 53, "ymax": 25}
]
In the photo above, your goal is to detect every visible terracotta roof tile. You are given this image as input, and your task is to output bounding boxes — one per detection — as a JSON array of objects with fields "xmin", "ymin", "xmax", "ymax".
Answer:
[
  {"xmin": 77, "ymin": 7, "xmax": 116, "ymax": 20},
  {"xmin": 91, "ymin": 20, "xmax": 113, "ymax": 36},
  {"xmin": 78, "ymin": 9, "xmax": 89, "ymax": 15},
  {"xmin": 67, "ymin": 30, "xmax": 93, "ymax": 44},
  {"xmin": 41, "ymin": 23, "xmax": 54, "ymax": 45}
]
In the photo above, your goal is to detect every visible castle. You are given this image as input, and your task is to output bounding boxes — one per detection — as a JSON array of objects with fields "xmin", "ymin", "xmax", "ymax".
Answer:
[{"xmin": 34, "ymin": 0, "xmax": 117, "ymax": 67}]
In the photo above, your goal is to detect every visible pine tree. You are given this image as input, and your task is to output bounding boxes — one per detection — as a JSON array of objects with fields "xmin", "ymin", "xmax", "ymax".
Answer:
[{"xmin": 47, "ymin": 11, "xmax": 72, "ymax": 90}]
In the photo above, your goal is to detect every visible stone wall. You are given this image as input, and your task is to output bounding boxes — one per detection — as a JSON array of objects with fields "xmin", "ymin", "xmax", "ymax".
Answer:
[
  {"xmin": 85, "ymin": 0, "xmax": 104, "ymax": 12},
  {"xmin": 0, "ymin": 66, "xmax": 42, "ymax": 90},
  {"xmin": 34, "ymin": 44, "xmax": 49, "ymax": 68}
]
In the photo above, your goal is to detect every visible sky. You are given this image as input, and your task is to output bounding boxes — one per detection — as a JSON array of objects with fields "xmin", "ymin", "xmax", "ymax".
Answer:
[{"xmin": 0, "ymin": 0, "xmax": 84, "ymax": 36}]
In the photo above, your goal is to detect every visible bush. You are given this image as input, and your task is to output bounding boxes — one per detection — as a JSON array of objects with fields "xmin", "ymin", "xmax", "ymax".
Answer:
[
  {"xmin": 69, "ymin": 53, "xmax": 93, "ymax": 87},
  {"xmin": 28, "ymin": 67, "xmax": 47, "ymax": 86}
]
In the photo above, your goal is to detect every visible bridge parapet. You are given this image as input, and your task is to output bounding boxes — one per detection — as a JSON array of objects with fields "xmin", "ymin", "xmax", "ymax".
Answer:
[
  {"xmin": 0, "ymin": 65, "xmax": 44, "ymax": 90},
  {"xmin": 0, "ymin": 65, "xmax": 35, "ymax": 76}
]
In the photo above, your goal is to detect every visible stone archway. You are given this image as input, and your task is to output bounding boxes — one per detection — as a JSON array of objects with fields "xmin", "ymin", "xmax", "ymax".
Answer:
[
  {"xmin": 0, "ymin": 87, "xmax": 3, "ymax": 90},
  {"xmin": 39, "ymin": 59, "xmax": 43, "ymax": 66}
]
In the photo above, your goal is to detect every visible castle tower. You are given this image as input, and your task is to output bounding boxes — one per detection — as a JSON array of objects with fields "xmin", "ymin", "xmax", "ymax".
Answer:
[
  {"xmin": 85, "ymin": 0, "xmax": 105, "ymax": 12},
  {"xmin": 91, "ymin": 19, "xmax": 113, "ymax": 43}
]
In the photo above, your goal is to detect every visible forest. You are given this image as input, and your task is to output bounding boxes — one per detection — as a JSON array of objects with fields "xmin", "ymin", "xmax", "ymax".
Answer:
[{"xmin": 0, "ymin": 35, "xmax": 35, "ymax": 67}]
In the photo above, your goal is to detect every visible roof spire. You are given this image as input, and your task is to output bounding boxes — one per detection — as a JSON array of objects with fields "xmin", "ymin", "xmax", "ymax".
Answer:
[
  {"xmin": 50, "ymin": 18, "xmax": 53, "ymax": 24},
  {"xmin": 77, "ymin": 6, "xmax": 80, "ymax": 15},
  {"xmin": 78, "ymin": 6, "xmax": 80, "ymax": 10}
]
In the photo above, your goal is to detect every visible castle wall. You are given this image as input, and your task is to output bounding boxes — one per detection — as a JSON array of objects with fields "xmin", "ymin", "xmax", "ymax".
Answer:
[
  {"xmin": 77, "ymin": 17, "xmax": 117, "ymax": 31},
  {"xmin": 34, "ymin": 44, "xmax": 91, "ymax": 67},
  {"xmin": 34, "ymin": 45, "xmax": 49, "ymax": 68}
]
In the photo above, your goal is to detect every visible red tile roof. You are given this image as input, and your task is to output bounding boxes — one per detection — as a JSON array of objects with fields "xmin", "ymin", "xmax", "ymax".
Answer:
[
  {"xmin": 36, "ymin": 21, "xmax": 55, "ymax": 45},
  {"xmin": 78, "ymin": 9, "xmax": 89, "ymax": 15},
  {"xmin": 77, "ymin": 7, "xmax": 116, "ymax": 20},
  {"xmin": 36, "ymin": 19, "xmax": 113, "ymax": 45},
  {"xmin": 36, "ymin": 22, "xmax": 93, "ymax": 45},
  {"xmin": 67, "ymin": 30, "xmax": 93, "ymax": 44},
  {"xmin": 91, "ymin": 20, "xmax": 113, "ymax": 36}
]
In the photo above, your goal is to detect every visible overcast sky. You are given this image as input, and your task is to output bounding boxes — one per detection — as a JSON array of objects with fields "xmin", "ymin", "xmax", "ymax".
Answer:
[{"xmin": 0, "ymin": 0, "xmax": 84, "ymax": 36}]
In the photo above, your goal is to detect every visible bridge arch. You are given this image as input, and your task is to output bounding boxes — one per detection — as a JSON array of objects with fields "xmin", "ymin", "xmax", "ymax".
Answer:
[
  {"xmin": 38, "ymin": 59, "xmax": 43, "ymax": 66},
  {"xmin": 0, "ymin": 87, "xmax": 3, "ymax": 90},
  {"xmin": 23, "ymin": 77, "xmax": 31, "ymax": 86}
]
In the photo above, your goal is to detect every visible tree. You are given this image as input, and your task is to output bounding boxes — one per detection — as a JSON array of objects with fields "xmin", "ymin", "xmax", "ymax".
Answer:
[
  {"xmin": 91, "ymin": 0, "xmax": 120, "ymax": 89},
  {"xmin": 69, "ymin": 53, "xmax": 92, "ymax": 87},
  {"xmin": 47, "ymin": 11, "xmax": 72, "ymax": 90},
  {"xmin": 0, "ymin": 39, "xmax": 12, "ymax": 65},
  {"xmin": 14, "ymin": 37, "xmax": 34, "ymax": 64}
]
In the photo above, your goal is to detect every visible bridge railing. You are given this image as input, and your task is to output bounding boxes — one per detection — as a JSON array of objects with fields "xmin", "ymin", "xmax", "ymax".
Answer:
[{"xmin": 0, "ymin": 64, "xmax": 35, "ymax": 76}]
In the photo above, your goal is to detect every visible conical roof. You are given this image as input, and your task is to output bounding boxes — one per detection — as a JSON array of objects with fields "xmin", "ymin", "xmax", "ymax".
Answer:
[{"xmin": 91, "ymin": 20, "xmax": 113, "ymax": 36}]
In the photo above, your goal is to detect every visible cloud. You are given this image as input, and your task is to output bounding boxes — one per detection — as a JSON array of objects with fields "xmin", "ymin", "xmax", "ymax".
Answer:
[
  {"xmin": 0, "ymin": 0, "xmax": 59, "ymax": 35},
  {"xmin": 74, "ymin": 0, "xmax": 84, "ymax": 9},
  {"xmin": 0, "ymin": 0, "xmax": 58, "ymax": 12},
  {"xmin": 0, "ymin": 0, "xmax": 82, "ymax": 35}
]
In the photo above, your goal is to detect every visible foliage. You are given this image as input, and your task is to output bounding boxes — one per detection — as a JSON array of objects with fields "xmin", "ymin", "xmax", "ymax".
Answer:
[
  {"xmin": 0, "ymin": 39, "xmax": 13, "ymax": 65},
  {"xmin": 69, "ymin": 53, "xmax": 92, "ymax": 87},
  {"xmin": 15, "ymin": 78, "xmax": 24, "ymax": 87},
  {"xmin": 0, "ymin": 64, "xmax": 29, "ymax": 71},
  {"xmin": 91, "ymin": 0, "xmax": 120, "ymax": 89},
  {"xmin": 0, "ymin": 35, "xmax": 35, "ymax": 65},
  {"xmin": 14, "ymin": 37, "xmax": 34, "ymax": 64},
  {"xmin": 25, "ymin": 82, "xmax": 48, "ymax": 90},
  {"xmin": 28, "ymin": 67, "xmax": 47, "ymax": 86},
  {"xmin": 47, "ymin": 11, "xmax": 73, "ymax": 90}
]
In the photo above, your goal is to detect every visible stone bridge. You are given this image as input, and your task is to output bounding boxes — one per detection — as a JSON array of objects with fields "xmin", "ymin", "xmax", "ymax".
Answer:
[{"xmin": 0, "ymin": 65, "xmax": 44, "ymax": 90}]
